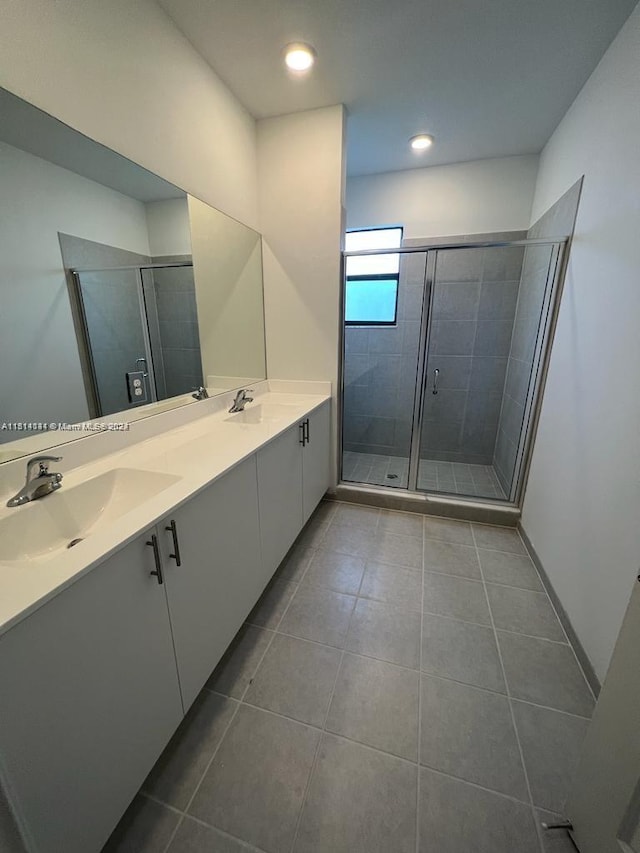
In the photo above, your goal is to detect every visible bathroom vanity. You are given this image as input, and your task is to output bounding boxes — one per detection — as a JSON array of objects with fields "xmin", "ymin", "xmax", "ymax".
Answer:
[{"xmin": 0, "ymin": 386, "xmax": 331, "ymax": 853}]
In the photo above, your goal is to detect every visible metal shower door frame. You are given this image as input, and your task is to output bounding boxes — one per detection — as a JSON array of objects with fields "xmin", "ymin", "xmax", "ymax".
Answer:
[
  {"xmin": 134, "ymin": 266, "xmax": 159, "ymax": 406},
  {"xmin": 508, "ymin": 239, "xmax": 567, "ymax": 505},
  {"xmin": 339, "ymin": 236, "xmax": 570, "ymax": 506},
  {"xmin": 407, "ymin": 250, "xmax": 436, "ymax": 493}
]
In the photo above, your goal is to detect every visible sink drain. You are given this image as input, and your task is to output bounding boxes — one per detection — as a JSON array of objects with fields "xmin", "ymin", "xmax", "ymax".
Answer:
[{"xmin": 67, "ymin": 538, "xmax": 84, "ymax": 549}]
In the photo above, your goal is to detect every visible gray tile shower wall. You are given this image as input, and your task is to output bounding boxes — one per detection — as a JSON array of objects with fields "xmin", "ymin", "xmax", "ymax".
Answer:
[
  {"xmin": 150, "ymin": 265, "xmax": 203, "ymax": 398},
  {"xmin": 493, "ymin": 181, "xmax": 583, "ymax": 495}
]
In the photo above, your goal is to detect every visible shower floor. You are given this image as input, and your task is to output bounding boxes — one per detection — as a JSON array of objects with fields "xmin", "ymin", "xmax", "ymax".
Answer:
[{"xmin": 342, "ymin": 451, "xmax": 507, "ymax": 500}]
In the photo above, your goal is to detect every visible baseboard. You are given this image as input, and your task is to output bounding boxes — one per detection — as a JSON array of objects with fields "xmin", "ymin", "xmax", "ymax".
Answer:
[{"xmin": 518, "ymin": 525, "xmax": 601, "ymax": 698}]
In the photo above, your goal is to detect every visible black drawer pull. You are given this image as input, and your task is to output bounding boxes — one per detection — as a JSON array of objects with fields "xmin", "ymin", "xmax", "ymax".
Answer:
[
  {"xmin": 165, "ymin": 519, "xmax": 182, "ymax": 566},
  {"xmin": 146, "ymin": 534, "xmax": 163, "ymax": 584}
]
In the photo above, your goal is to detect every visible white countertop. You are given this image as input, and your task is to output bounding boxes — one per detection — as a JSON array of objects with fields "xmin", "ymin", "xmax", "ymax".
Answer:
[{"xmin": 0, "ymin": 384, "xmax": 331, "ymax": 637}]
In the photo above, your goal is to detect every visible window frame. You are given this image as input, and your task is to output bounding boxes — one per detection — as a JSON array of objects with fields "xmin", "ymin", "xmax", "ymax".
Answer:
[
  {"xmin": 344, "ymin": 272, "xmax": 400, "ymax": 326},
  {"xmin": 344, "ymin": 226, "xmax": 403, "ymax": 327},
  {"xmin": 344, "ymin": 225, "xmax": 404, "ymax": 252}
]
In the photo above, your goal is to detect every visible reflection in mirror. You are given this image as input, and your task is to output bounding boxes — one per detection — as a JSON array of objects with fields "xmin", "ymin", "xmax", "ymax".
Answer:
[
  {"xmin": 0, "ymin": 88, "xmax": 266, "ymax": 463},
  {"xmin": 63, "ymin": 202, "xmax": 203, "ymax": 417},
  {"xmin": 189, "ymin": 197, "xmax": 265, "ymax": 392}
]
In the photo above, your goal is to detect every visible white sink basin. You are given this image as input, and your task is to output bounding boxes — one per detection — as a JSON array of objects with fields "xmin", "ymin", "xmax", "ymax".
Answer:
[
  {"xmin": 0, "ymin": 468, "xmax": 180, "ymax": 564},
  {"xmin": 224, "ymin": 403, "xmax": 300, "ymax": 425}
]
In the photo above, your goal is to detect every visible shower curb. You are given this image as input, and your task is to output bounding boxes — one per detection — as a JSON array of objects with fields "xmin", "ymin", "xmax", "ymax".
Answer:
[{"xmin": 327, "ymin": 484, "xmax": 520, "ymax": 526}]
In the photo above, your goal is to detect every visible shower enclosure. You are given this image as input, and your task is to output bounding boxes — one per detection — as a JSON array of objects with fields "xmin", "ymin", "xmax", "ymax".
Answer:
[
  {"xmin": 71, "ymin": 262, "xmax": 203, "ymax": 418},
  {"xmin": 340, "ymin": 235, "xmax": 566, "ymax": 504}
]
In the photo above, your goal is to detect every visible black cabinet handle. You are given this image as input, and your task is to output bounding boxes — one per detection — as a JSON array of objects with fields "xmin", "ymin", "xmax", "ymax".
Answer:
[
  {"xmin": 304, "ymin": 419, "xmax": 310, "ymax": 444},
  {"xmin": 299, "ymin": 422, "xmax": 306, "ymax": 446},
  {"xmin": 146, "ymin": 534, "xmax": 164, "ymax": 584},
  {"xmin": 165, "ymin": 519, "xmax": 182, "ymax": 566}
]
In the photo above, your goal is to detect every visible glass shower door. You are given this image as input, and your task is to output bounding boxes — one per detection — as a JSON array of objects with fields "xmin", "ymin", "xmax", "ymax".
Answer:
[
  {"xmin": 75, "ymin": 268, "xmax": 155, "ymax": 416},
  {"xmin": 415, "ymin": 246, "xmax": 524, "ymax": 499},
  {"xmin": 414, "ymin": 242, "xmax": 561, "ymax": 501}
]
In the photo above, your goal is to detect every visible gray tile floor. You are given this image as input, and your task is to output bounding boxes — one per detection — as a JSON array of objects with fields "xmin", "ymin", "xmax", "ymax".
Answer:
[
  {"xmin": 104, "ymin": 502, "xmax": 590, "ymax": 853},
  {"xmin": 342, "ymin": 451, "xmax": 507, "ymax": 499}
]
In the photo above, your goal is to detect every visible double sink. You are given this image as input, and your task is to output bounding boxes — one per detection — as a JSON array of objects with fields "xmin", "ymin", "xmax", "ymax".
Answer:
[{"xmin": 0, "ymin": 400, "xmax": 303, "ymax": 567}]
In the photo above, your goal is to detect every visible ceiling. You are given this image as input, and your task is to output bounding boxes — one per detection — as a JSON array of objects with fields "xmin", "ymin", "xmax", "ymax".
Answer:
[
  {"xmin": 0, "ymin": 88, "xmax": 183, "ymax": 202},
  {"xmin": 157, "ymin": 0, "xmax": 635, "ymax": 176}
]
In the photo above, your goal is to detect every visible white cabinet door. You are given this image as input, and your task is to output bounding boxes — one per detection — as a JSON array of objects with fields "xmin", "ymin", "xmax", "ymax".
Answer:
[
  {"xmin": 257, "ymin": 424, "xmax": 304, "ymax": 577},
  {"xmin": 0, "ymin": 533, "xmax": 183, "ymax": 853},
  {"xmin": 160, "ymin": 456, "xmax": 263, "ymax": 710},
  {"xmin": 302, "ymin": 401, "xmax": 331, "ymax": 523}
]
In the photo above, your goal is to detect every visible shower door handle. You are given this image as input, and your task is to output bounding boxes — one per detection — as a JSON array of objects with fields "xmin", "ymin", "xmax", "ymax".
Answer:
[{"xmin": 432, "ymin": 368, "xmax": 440, "ymax": 395}]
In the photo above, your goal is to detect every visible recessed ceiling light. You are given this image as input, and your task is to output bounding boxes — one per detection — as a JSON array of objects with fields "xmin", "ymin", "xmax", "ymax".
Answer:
[
  {"xmin": 284, "ymin": 42, "xmax": 316, "ymax": 72},
  {"xmin": 409, "ymin": 134, "xmax": 434, "ymax": 151}
]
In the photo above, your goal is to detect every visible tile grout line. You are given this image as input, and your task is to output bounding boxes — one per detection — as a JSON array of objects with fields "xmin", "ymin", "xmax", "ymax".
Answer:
[
  {"xmin": 142, "ymin": 792, "xmax": 268, "ymax": 853},
  {"xmin": 424, "ymin": 563, "xmax": 548, "ymax": 593},
  {"xmin": 415, "ymin": 516, "xmax": 427, "ymax": 853},
  {"xmin": 420, "ymin": 604, "xmax": 571, "ymax": 646},
  {"xmin": 250, "ymin": 590, "xmax": 576, "ymax": 656},
  {"xmin": 144, "ymin": 716, "xmax": 540, "ymax": 816},
  {"xmin": 207, "ymin": 655, "xmax": 592, "ymax": 724},
  {"xmin": 417, "ymin": 759, "xmax": 533, "ymax": 809},
  {"xmin": 410, "ymin": 675, "xmax": 591, "ymax": 722},
  {"xmin": 157, "ymin": 695, "xmax": 241, "ymax": 853},
  {"xmin": 288, "ymin": 588, "xmax": 361, "ymax": 853},
  {"xmin": 222, "ymin": 695, "xmax": 418, "ymax": 764},
  {"xmin": 470, "ymin": 523, "xmax": 547, "ymax": 853},
  {"xmin": 320, "ymin": 527, "xmax": 534, "ymax": 557}
]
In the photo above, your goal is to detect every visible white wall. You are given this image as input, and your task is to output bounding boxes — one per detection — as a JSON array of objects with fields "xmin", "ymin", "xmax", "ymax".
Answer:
[
  {"xmin": 145, "ymin": 198, "xmax": 192, "ymax": 257},
  {"xmin": 346, "ymin": 155, "xmax": 538, "ymax": 237},
  {"xmin": 257, "ymin": 106, "xmax": 346, "ymax": 481},
  {"xmin": 0, "ymin": 0, "xmax": 258, "ymax": 229},
  {"xmin": 521, "ymin": 3, "xmax": 640, "ymax": 682},
  {"xmin": 0, "ymin": 141, "xmax": 151, "ymax": 435}
]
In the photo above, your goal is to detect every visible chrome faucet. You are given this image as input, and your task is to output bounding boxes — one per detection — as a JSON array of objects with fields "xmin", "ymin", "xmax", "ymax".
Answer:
[
  {"xmin": 228, "ymin": 389, "xmax": 254, "ymax": 413},
  {"xmin": 192, "ymin": 386, "xmax": 209, "ymax": 401},
  {"xmin": 7, "ymin": 456, "xmax": 63, "ymax": 507}
]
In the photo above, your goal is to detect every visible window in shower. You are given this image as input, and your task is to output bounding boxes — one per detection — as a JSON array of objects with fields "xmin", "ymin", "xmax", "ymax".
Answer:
[
  {"xmin": 345, "ymin": 275, "xmax": 399, "ymax": 324},
  {"xmin": 344, "ymin": 227, "xmax": 402, "ymax": 325}
]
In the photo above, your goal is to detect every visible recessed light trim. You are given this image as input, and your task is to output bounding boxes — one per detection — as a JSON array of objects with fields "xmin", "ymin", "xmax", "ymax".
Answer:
[
  {"xmin": 284, "ymin": 42, "xmax": 316, "ymax": 72},
  {"xmin": 409, "ymin": 133, "xmax": 434, "ymax": 151}
]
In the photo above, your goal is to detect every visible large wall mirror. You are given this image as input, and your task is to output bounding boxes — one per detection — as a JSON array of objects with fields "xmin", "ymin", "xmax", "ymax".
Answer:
[{"xmin": 0, "ymin": 88, "xmax": 266, "ymax": 464}]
